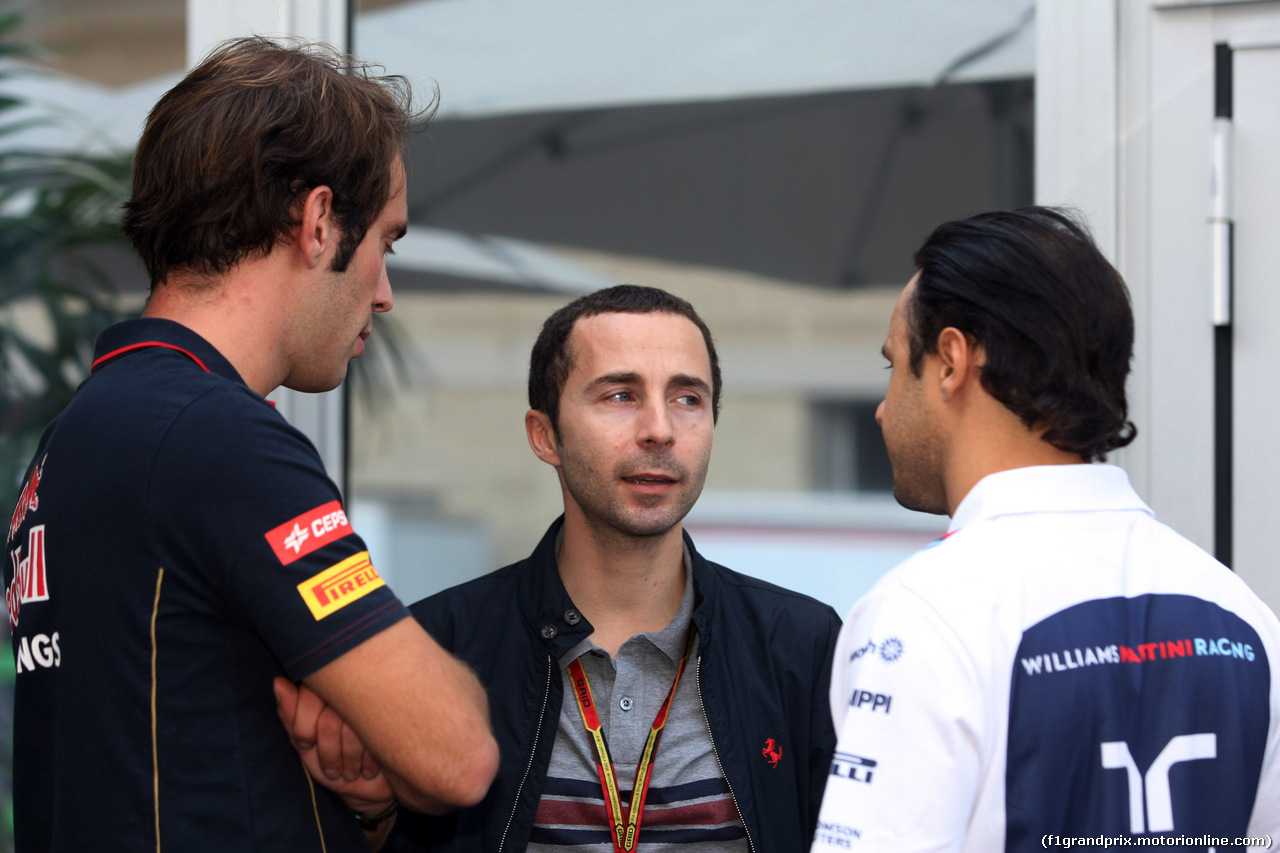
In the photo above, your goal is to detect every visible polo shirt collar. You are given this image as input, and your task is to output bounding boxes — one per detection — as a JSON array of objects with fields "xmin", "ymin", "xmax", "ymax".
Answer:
[
  {"xmin": 949, "ymin": 463, "xmax": 1153, "ymax": 534},
  {"xmin": 645, "ymin": 545, "xmax": 696, "ymax": 665},
  {"xmin": 93, "ymin": 318, "xmax": 247, "ymax": 387}
]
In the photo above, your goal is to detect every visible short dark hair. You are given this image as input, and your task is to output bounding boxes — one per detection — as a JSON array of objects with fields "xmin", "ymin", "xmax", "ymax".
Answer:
[
  {"xmin": 909, "ymin": 206, "xmax": 1137, "ymax": 461},
  {"xmin": 122, "ymin": 36, "xmax": 434, "ymax": 286},
  {"xmin": 528, "ymin": 284, "xmax": 722, "ymax": 434}
]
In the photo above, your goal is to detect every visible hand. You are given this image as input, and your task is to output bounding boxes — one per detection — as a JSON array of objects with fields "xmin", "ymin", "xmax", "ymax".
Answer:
[{"xmin": 274, "ymin": 676, "xmax": 396, "ymax": 814}]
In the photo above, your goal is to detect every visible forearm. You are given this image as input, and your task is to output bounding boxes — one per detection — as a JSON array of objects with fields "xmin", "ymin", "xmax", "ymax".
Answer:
[
  {"xmin": 377, "ymin": 660, "xmax": 497, "ymax": 813},
  {"xmin": 305, "ymin": 619, "xmax": 499, "ymax": 813}
]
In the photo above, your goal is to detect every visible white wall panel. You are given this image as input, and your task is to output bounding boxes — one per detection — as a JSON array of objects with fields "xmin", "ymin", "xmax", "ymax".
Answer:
[{"xmin": 1228, "ymin": 43, "xmax": 1280, "ymax": 608}]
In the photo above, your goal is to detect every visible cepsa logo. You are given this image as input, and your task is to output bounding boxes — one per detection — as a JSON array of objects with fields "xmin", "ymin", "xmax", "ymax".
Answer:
[
  {"xmin": 297, "ymin": 552, "xmax": 385, "ymax": 620},
  {"xmin": 265, "ymin": 501, "xmax": 353, "ymax": 565}
]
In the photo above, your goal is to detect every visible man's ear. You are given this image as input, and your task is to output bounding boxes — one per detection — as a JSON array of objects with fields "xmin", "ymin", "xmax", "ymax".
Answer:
[
  {"xmin": 935, "ymin": 327, "xmax": 981, "ymax": 403},
  {"xmin": 297, "ymin": 184, "xmax": 336, "ymax": 269},
  {"xmin": 525, "ymin": 409, "xmax": 562, "ymax": 467}
]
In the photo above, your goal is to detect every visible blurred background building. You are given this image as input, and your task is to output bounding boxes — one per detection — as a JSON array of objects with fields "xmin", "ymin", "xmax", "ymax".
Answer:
[{"xmin": 3, "ymin": 0, "xmax": 1045, "ymax": 617}]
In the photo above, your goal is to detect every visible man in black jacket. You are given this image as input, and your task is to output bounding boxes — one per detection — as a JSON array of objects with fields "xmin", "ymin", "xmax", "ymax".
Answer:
[{"xmin": 286, "ymin": 285, "xmax": 841, "ymax": 852}]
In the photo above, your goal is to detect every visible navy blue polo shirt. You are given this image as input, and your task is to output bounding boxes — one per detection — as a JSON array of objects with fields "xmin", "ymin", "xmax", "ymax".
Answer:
[{"xmin": 4, "ymin": 318, "xmax": 410, "ymax": 851}]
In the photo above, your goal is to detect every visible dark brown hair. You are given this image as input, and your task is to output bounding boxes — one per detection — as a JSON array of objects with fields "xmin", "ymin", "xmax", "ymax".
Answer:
[
  {"xmin": 122, "ymin": 36, "xmax": 434, "ymax": 285},
  {"xmin": 528, "ymin": 284, "xmax": 722, "ymax": 434},
  {"xmin": 909, "ymin": 206, "xmax": 1137, "ymax": 461}
]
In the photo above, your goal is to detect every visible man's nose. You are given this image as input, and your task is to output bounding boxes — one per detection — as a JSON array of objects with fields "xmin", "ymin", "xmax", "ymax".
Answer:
[
  {"xmin": 638, "ymin": 398, "xmax": 675, "ymax": 447},
  {"xmin": 374, "ymin": 264, "xmax": 394, "ymax": 313}
]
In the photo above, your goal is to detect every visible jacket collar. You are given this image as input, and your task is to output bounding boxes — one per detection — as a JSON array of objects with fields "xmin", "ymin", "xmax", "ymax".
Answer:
[
  {"xmin": 518, "ymin": 516, "xmax": 720, "ymax": 657},
  {"xmin": 521, "ymin": 517, "xmax": 596, "ymax": 659}
]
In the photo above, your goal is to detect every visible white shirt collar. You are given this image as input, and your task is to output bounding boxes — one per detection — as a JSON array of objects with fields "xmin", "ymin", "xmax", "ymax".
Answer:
[{"xmin": 948, "ymin": 464, "xmax": 1153, "ymax": 534}]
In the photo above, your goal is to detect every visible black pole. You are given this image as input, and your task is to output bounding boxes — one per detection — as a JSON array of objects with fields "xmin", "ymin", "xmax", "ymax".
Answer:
[
  {"xmin": 1214, "ymin": 324, "xmax": 1233, "ymax": 568},
  {"xmin": 1212, "ymin": 42, "xmax": 1233, "ymax": 568}
]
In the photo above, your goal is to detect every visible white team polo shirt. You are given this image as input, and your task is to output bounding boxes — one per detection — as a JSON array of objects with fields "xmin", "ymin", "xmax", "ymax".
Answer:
[{"xmin": 813, "ymin": 464, "xmax": 1280, "ymax": 852}]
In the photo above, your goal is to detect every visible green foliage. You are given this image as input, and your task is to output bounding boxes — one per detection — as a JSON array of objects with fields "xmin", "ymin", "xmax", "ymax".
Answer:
[
  {"xmin": 0, "ymin": 12, "xmax": 416, "ymax": 499},
  {"xmin": 0, "ymin": 11, "xmax": 133, "ymax": 500}
]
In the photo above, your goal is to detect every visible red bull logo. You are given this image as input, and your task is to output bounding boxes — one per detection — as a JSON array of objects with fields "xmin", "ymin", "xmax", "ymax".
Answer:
[
  {"xmin": 6, "ymin": 525, "xmax": 48, "ymax": 630},
  {"xmin": 8, "ymin": 457, "xmax": 44, "ymax": 544}
]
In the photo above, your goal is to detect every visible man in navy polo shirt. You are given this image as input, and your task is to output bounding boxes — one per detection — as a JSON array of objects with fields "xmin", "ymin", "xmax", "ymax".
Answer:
[{"xmin": 4, "ymin": 37, "xmax": 496, "ymax": 851}]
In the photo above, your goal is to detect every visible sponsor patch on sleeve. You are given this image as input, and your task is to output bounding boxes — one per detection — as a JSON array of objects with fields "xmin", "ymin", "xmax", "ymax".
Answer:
[
  {"xmin": 297, "ymin": 552, "xmax": 384, "ymax": 620},
  {"xmin": 265, "ymin": 501, "xmax": 353, "ymax": 565}
]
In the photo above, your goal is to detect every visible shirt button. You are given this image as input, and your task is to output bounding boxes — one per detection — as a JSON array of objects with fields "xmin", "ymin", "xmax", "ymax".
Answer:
[
  {"xmin": 540, "ymin": 624, "xmax": 558, "ymax": 639},
  {"xmin": 619, "ymin": 696, "xmax": 634, "ymax": 711},
  {"xmin": 564, "ymin": 609, "xmax": 582, "ymax": 625}
]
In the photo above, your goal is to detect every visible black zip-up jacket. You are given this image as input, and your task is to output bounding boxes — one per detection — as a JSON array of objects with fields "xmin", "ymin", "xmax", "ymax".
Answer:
[{"xmin": 386, "ymin": 518, "xmax": 842, "ymax": 853}]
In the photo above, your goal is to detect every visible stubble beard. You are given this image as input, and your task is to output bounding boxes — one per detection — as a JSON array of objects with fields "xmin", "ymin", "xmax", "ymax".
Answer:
[
  {"xmin": 560, "ymin": 446, "xmax": 708, "ymax": 541},
  {"xmin": 888, "ymin": 438, "xmax": 948, "ymax": 516},
  {"xmin": 892, "ymin": 475, "xmax": 948, "ymax": 516}
]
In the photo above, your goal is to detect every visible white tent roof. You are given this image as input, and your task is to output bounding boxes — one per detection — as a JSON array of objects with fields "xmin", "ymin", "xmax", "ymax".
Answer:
[
  {"xmin": 0, "ymin": 0, "xmax": 1034, "ymax": 292},
  {"xmin": 358, "ymin": 0, "xmax": 1035, "ymax": 119},
  {"xmin": 1, "ymin": 0, "xmax": 1035, "ymax": 150}
]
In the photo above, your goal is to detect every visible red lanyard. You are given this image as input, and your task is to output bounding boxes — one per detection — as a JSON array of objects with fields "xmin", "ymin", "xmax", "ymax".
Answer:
[{"xmin": 566, "ymin": 629, "xmax": 694, "ymax": 853}]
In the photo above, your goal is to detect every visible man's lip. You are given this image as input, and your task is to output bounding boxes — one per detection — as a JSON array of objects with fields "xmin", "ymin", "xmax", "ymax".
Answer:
[{"xmin": 622, "ymin": 473, "xmax": 678, "ymax": 484}]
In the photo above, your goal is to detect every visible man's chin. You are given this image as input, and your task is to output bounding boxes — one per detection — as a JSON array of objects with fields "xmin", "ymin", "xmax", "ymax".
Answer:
[
  {"xmin": 892, "ymin": 485, "xmax": 948, "ymax": 517},
  {"xmin": 281, "ymin": 367, "xmax": 347, "ymax": 395},
  {"xmin": 598, "ymin": 506, "xmax": 688, "ymax": 540}
]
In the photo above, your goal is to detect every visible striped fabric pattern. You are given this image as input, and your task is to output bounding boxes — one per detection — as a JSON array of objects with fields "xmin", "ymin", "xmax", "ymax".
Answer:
[
  {"xmin": 531, "ymin": 776, "xmax": 746, "ymax": 848},
  {"xmin": 527, "ymin": 553, "xmax": 748, "ymax": 852}
]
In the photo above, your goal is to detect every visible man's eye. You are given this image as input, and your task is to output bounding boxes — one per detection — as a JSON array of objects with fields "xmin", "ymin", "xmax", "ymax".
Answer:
[
  {"xmin": 608, "ymin": 391, "xmax": 632, "ymax": 403},
  {"xmin": 675, "ymin": 394, "xmax": 702, "ymax": 406}
]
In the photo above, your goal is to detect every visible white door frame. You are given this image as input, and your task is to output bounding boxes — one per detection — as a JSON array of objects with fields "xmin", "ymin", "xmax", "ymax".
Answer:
[
  {"xmin": 1037, "ymin": 0, "xmax": 1280, "ymax": 611},
  {"xmin": 185, "ymin": 0, "xmax": 352, "ymax": 492}
]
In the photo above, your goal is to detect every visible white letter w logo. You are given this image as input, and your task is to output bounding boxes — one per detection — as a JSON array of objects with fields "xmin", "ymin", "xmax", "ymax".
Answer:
[{"xmin": 1100, "ymin": 734, "xmax": 1216, "ymax": 834}]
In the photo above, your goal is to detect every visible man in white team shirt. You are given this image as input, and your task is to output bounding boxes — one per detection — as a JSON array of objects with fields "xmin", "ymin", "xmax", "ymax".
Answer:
[{"xmin": 811, "ymin": 207, "xmax": 1280, "ymax": 851}]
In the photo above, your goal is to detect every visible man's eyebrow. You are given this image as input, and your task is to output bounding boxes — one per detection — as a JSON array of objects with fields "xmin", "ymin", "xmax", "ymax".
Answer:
[
  {"xmin": 583, "ymin": 372, "xmax": 712, "ymax": 396},
  {"xmin": 585, "ymin": 372, "xmax": 641, "ymax": 392},
  {"xmin": 389, "ymin": 222, "xmax": 408, "ymax": 241},
  {"xmin": 671, "ymin": 373, "xmax": 712, "ymax": 395}
]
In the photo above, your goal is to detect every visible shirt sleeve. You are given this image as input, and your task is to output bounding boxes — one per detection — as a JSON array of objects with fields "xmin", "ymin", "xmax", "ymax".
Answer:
[
  {"xmin": 811, "ymin": 579, "xmax": 984, "ymax": 853},
  {"xmin": 149, "ymin": 385, "xmax": 409, "ymax": 679}
]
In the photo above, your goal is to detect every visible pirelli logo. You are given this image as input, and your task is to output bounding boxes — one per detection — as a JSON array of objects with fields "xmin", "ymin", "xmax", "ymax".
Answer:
[{"xmin": 297, "ymin": 552, "xmax": 384, "ymax": 620}]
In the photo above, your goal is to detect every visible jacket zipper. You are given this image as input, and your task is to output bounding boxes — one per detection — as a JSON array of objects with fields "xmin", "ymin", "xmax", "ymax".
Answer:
[
  {"xmin": 499, "ymin": 653, "xmax": 552, "ymax": 852},
  {"xmin": 696, "ymin": 653, "xmax": 756, "ymax": 853}
]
